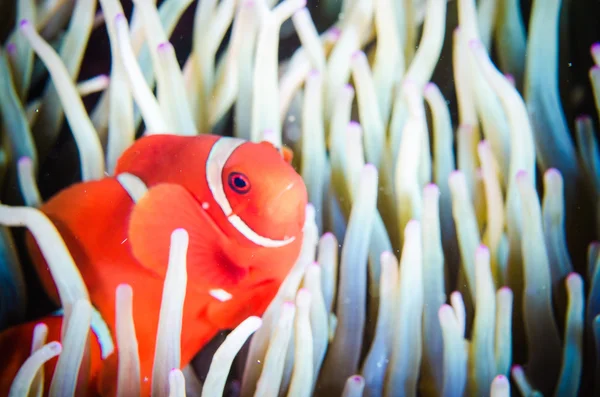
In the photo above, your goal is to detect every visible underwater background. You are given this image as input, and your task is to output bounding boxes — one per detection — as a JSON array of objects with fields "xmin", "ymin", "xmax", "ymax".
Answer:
[{"xmin": 1, "ymin": 0, "xmax": 600, "ymax": 395}]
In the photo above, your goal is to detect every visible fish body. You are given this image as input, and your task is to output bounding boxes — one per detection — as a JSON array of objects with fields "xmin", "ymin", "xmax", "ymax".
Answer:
[{"xmin": 0, "ymin": 134, "xmax": 307, "ymax": 396}]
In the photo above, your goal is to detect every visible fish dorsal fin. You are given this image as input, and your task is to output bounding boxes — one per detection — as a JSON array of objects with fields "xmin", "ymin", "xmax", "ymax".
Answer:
[{"xmin": 128, "ymin": 183, "xmax": 248, "ymax": 289}]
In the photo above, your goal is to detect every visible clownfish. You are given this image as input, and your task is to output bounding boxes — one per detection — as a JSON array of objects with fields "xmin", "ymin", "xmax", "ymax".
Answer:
[{"xmin": 0, "ymin": 134, "xmax": 308, "ymax": 396}]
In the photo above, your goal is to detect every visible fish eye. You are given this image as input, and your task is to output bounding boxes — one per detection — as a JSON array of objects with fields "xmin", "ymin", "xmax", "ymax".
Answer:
[{"xmin": 228, "ymin": 172, "xmax": 251, "ymax": 194}]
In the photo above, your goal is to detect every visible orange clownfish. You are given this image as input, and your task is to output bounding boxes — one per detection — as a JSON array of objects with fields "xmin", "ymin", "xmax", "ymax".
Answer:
[{"xmin": 0, "ymin": 134, "xmax": 308, "ymax": 396}]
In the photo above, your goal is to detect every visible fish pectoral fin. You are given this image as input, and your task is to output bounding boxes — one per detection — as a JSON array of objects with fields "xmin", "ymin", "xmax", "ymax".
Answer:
[{"xmin": 128, "ymin": 183, "xmax": 248, "ymax": 289}]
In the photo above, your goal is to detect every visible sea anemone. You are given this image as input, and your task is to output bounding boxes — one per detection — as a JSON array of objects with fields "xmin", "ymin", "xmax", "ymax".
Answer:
[{"xmin": 0, "ymin": 0, "xmax": 599, "ymax": 396}]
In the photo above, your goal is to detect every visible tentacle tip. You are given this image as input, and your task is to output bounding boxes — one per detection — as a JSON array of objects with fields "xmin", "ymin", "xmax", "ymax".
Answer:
[
  {"xmin": 116, "ymin": 283, "xmax": 133, "ymax": 293},
  {"xmin": 157, "ymin": 41, "xmax": 173, "ymax": 52},
  {"xmin": 575, "ymin": 114, "xmax": 591, "ymax": 123},
  {"xmin": 245, "ymin": 316, "xmax": 263, "ymax": 330},
  {"xmin": 476, "ymin": 244, "xmax": 489, "ymax": 254},
  {"xmin": 48, "ymin": 341, "xmax": 63, "ymax": 353},
  {"xmin": 477, "ymin": 139, "xmax": 490, "ymax": 150},
  {"xmin": 327, "ymin": 26, "xmax": 341, "ymax": 39},
  {"xmin": 17, "ymin": 156, "xmax": 32, "ymax": 166},
  {"xmin": 363, "ymin": 163, "xmax": 378, "ymax": 173},
  {"xmin": 322, "ymin": 231, "xmax": 336, "ymax": 239},
  {"xmin": 380, "ymin": 250, "xmax": 395, "ymax": 261},
  {"xmin": 115, "ymin": 13, "xmax": 126, "ymax": 22},
  {"xmin": 305, "ymin": 202, "xmax": 316, "ymax": 215},
  {"xmin": 19, "ymin": 19, "xmax": 31, "ymax": 28},
  {"xmin": 283, "ymin": 301, "xmax": 295, "ymax": 308},
  {"xmin": 566, "ymin": 272, "xmax": 583, "ymax": 286},
  {"xmin": 351, "ymin": 375, "xmax": 364, "ymax": 384},
  {"xmin": 448, "ymin": 169, "xmax": 463, "ymax": 181},
  {"xmin": 343, "ymin": 83, "xmax": 355, "ymax": 93},
  {"xmin": 515, "ymin": 169, "xmax": 528, "ymax": 181},
  {"xmin": 498, "ymin": 286, "xmax": 513, "ymax": 295},
  {"xmin": 438, "ymin": 303, "xmax": 453, "ymax": 316},
  {"xmin": 493, "ymin": 374, "xmax": 509, "ymax": 387},
  {"xmin": 591, "ymin": 42, "xmax": 600, "ymax": 53},
  {"xmin": 297, "ymin": 287, "xmax": 310, "ymax": 295},
  {"xmin": 544, "ymin": 168, "xmax": 561, "ymax": 179},
  {"xmin": 504, "ymin": 73, "xmax": 516, "ymax": 85},
  {"xmin": 591, "ymin": 65, "xmax": 600, "ymax": 73},
  {"xmin": 423, "ymin": 82, "xmax": 437, "ymax": 93},
  {"xmin": 405, "ymin": 219, "xmax": 420, "ymax": 233},
  {"xmin": 424, "ymin": 183, "xmax": 439, "ymax": 194},
  {"xmin": 5, "ymin": 43, "xmax": 16, "ymax": 54},
  {"xmin": 172, "ymin": 227, "xmax": 189, "ymax": 236},
  {"xmin": 361, "ymin": 163, "xmax": 379, "ymax": 181}
]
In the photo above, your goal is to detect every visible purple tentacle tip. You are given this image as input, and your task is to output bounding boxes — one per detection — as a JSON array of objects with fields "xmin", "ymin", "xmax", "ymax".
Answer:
[
  {"xmin": 592, "ymin": 42, "xmax": 600, "ymax": 52},
  {"xmin": 406, "ymin": 219, "xmax": 419, "ymax": 229},
  {"xmin": 115, "ymin": 13, "xmax": 125, "ymax": 22},
  {"xmin": 5, "ymin": 43, "xmax": 16, "ymax": 54},
  {"xmin": 328, "ymin": 27, "xmax": 341, "ymax": 39},
  {"xmin": 423, "ymin": 82, "xmax": 436, "ymax": 93},
  {"xmin": 322, "ymin": 231, "xmax": 335, "ymax": 239},
  {"xmin": 566, "ymin": 272, "xmax": 581, "ymax": 282},
  {"xmin": 157, "ymin": 42, "xmax": 171, "ymax": 52},
  {"xmin": 477, "ymin": 244, "xmax": 489, "ymax": 253},
  {"xmin": 498, "ymin": 286, "xmax": 512, "ymax": 294},
  {"xmin": 545, "ymin": 168, "xmax": 561, "ymax": 178},
  {"xmin": 18, "ymin": 156, "xmax": 32, "ymax": 166},
  {"xmin": 424, "ymin": 183, "xmax": 439, "ymax": 195},
  {"xmin": 19, "ymin": 19, "xmax": 30, "ymax": 28},
  {"xmin": 515, "ymin": 169, "xmax": 528, "ymax": 180},
  {"xmin": 477, "ymin": 139, "xmax": 487, "ymax": 148},
  {"xmin": 449, "ymin": 169, "xmax": 462, "ymax": 179},
  {"xmin": 575, "ymin": 114, "xmax": 590, "ymax": 123}
]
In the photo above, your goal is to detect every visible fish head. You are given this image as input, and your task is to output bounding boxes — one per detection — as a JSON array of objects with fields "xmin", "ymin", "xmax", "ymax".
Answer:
[{"xmin": 206, "ymin": 138, "xmax": 308, "ymax": 250}]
